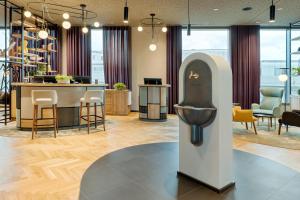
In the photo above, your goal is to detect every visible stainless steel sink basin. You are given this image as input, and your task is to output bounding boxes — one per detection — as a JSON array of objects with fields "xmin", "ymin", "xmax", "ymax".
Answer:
[{"xmin": 174, "ymin": 104, "xmax": 217, "ymax": 146}]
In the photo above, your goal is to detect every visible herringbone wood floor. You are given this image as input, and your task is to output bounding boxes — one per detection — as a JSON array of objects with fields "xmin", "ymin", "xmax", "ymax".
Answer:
[{"xmin": 0, "ymin": 113, "xmax": 300, "ymax": 199}]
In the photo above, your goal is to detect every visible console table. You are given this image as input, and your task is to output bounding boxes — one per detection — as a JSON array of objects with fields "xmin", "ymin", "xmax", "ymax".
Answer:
[{"xmin": 138, "ymin": 84, "xmax": 170, "ymax": 121}]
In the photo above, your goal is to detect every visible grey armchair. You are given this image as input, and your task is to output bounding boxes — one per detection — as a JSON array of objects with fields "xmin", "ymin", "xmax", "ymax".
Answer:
[{"xmin": 251, "ymin": 87, "xmax": 284, "ymax": 118}]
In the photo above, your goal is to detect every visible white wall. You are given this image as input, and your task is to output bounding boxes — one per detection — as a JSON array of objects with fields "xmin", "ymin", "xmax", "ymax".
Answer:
[{"xmin": 131, "ymin": 27, "xmax": 167, "ymax": 110}]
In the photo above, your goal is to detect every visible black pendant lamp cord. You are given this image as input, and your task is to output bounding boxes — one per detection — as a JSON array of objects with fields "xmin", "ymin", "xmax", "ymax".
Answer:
[{"xmin": 188, "ymin": 0, "xmax": 190, "ymax": 25}]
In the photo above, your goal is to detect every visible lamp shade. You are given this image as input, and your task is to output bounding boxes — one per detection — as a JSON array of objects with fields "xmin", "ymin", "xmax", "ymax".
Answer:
[
  {"xmin": 278, "ymin": 74, "xmax": 288, "ymax": 82},
  {"xmin": 38, "ymin": 30, "xmax": 48, "ymax": 39}
]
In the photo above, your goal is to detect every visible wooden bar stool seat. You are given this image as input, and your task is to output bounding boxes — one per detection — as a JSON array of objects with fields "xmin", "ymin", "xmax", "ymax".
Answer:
[
  {"xmin": 31, "ymin": 90, "xmax": 58, "ymax": 139},
  {"xmin": 79, "ymin": 90, "xmax": 105, "ymax": 134}
]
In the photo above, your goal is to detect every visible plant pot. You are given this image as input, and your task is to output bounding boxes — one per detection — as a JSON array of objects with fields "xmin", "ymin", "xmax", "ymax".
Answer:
[{"xmin": 57, "ymin": 80, "xmax": 70, "ymax": 84}]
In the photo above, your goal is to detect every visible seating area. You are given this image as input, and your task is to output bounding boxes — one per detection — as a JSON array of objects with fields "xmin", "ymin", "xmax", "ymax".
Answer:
[{"xmin": 1, "ymin": 0, "xmax": 300, "ymax": 199}]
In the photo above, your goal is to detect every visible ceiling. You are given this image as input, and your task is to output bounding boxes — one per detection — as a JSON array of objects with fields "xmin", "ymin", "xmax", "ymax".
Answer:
[{"xmin": 5, "ymin": 0, "xmax": 300, "ymax": 27}]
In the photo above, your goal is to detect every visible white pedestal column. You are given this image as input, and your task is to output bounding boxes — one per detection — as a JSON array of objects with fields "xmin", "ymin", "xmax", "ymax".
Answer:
[{"xmin": 178, "ymin": 53, "xmax": 234, "ymax": 191}]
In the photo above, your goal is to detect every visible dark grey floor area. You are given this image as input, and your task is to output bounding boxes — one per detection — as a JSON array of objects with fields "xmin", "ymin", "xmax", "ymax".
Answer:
[{"xmin": 79, "ymin": 142, "xmax": 300, "ymax": 200}]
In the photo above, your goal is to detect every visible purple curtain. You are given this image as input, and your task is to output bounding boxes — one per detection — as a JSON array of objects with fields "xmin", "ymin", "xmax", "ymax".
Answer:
[
  {"xmin": 167, "ymin": 26, "xmax": 182, "ymax": 114},
  {"xmin": 66, "ymin": 26, "xmax": 91, "ymax": 76},
  {"xmin": 103, "ymin": 26, "xmax": 132, "ymax": 89},
  {"xmin": 230, "ymin": 25, "xmax": 260, "ymax": 109}
]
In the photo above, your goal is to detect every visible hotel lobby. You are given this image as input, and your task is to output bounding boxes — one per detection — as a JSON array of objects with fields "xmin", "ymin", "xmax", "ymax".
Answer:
[{"xmin": 1, "ymin": 0, "xmax": 300, "ymax": 199}]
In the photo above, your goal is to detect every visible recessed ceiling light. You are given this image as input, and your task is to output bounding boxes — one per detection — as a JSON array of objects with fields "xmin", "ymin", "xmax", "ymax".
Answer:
[
  {"xmin": 213, "ymin": 8, "xmax": 219, "ymax": 11},
  {"xmin": 242, "ymin": 7, "xmax": 253, "ymax": 11},
  {"xmin": 255, "ymin": 21, "xmax": 261, "ymax": 24},
  {"xmin": 277, "ymin": 7, "xmax": 283, "ymax": 11}
]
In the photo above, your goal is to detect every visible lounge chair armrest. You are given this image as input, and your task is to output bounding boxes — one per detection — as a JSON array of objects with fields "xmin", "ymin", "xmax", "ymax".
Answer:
[
  {"xmin": 273, "ymin": 106, "xmax": 282, "ymax": 118},
  {"xmin": 251, "ymin": 103, "xmax": 260, "ymax": 110}
]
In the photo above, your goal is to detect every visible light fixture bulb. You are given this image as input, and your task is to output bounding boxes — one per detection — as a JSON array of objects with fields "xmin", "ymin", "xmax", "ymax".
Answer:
[
  {"xmin": 63, "ymin": 13, "xmax": 70, "ymax": 20},
  {"xmin": 278, "ymin": 74, "xmax": 288, "ymax": 82},
  {"xmin": 94, "ymin": 22, "xmax": 100, "ymax": 27},
  {"xmin": 38, "ymin": 30, "xmax": 48, "ymax": 39},
  {"xmin": 123, "ymin": 20, "xmax": 129, "ymax": 24},
  {"xmin": 137, "ymin": 26, "xmax": 143, "ymax": 32},
  {"xmin": 149, "ymin": 43, "xmax": 157, "ymax": 51},
  {"xmin": 24, "ymin": 10, "xmax": 32, "ymax": 18},
  {"xmin": 162, "ymin": 26, "xmax": 167, "ymax": 32},
  {"xmin": 62, "ymin": 21, "xmax": 71, "ymax": 29},
  {"xmin": 82, "ymin": 26, "xmax": 89, "ymax": 33}
]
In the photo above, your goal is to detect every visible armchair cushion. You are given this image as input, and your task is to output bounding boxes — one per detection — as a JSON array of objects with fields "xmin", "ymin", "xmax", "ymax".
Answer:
[{"xmin": 252, "ymin": 109, "xmax": 273, "ymax": 115}]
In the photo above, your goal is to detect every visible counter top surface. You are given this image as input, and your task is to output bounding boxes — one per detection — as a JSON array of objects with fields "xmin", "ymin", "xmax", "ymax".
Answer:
[
  {"xmin": 12, "ymin": 83, "xmax": 108, "ymax": 87},
  {"xmin": 138, "ymin": 84, "xmax": 171, "ymax": 87}
]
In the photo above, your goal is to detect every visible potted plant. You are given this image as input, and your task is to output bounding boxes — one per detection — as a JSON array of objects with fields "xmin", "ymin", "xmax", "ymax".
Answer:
[
  {"xmin": 55, "ymin": 74, "xmax": 73, "ymax": 84},
  {"xmin": 292, "ymin": 66, "xmax": 300, "ymax": 76},
  {"xmin": 113, "ymin": 82, "xmax": 127, "ymax": 90},
  {"xmin": 37, "ymin": 64, "xmax": 47, "ymax": 75}
]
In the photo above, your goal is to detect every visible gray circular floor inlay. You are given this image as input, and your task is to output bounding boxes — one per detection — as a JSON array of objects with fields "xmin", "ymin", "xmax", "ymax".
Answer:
[{"xmin": 79, "ymin": 142, "xmax": 300, "ymax": 200}]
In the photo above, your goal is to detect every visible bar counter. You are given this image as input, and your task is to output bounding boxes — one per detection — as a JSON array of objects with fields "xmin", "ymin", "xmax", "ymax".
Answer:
[{"xmin": 12, "ymin": 82, "xmax": 108, "ymax": 130}]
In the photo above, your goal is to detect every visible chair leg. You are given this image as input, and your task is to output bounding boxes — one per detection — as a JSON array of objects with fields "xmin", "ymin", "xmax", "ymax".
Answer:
[
  {"xmin": 34, "ymin": 105, "xmax": 38, "ymax": 136},
  {"xmin": 278, "ymin": 123, "xmax": 282, "ymax": 135},
  {"xmin": 268, "ymin": 118, "xmax": 270, "ymax": 131},
  {"xmin": 94, "ymin": 103, "xmax": 97, "ymax": 129},
  {"xmin": 101, "ymin": 104, "xmax": 106, "ymax": 131},
  {"xmin": 87, "ymin": 103, "xmax": 90, "ymax": 134},
  {"xmin": 52, "ymin": 105, "xmax": 56, "ymax": 138},
  {"xmin": 32, "ymin": 105, "xmax": 36, "ymax": 139},
  {"xmin": 245, "ymin": 122, "xmax": 248, "ymax": 130},
  {"xmin": 286, "ymin": 125, "xmax": 288, "ymax": 132},
  {"xmin": 270, "ymin": 117, "xmax": 272, "ymax": 127},
  {"xmin": 79, "ymin": 102, "xmax": 83, "ymax": 130},
  {"xmin": 55, "ymin": 105, "xmax": 58, "ymax": 133},
  {"xmin": 253, "ymin": 122, "xmax": 257, "ymax": 135}
]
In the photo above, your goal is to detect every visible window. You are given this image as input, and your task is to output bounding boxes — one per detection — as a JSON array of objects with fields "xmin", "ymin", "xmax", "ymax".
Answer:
[
  {"xmin": 291, "ymin": 29, "xmax": 300, "ymax": 94},
  {"xmin": 91, "ymin": 29, "xmax": 104, "ymax": 83},
  {"xmin": 260, "ymin": 29, "xmax": 287, "ymax": 100},
  {"xmin": 182, "ymin": 29, "xmax": 230, "ymax": 62}
]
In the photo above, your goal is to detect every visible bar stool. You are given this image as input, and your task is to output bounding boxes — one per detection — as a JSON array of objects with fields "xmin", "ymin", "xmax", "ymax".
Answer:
[
  {"xmin": 31, "ymin": 90, "xmax": 58, "ymax": 139},
  {"xmin": 79, "ymin": 90, "xmax": 105, "ymax": 134}
]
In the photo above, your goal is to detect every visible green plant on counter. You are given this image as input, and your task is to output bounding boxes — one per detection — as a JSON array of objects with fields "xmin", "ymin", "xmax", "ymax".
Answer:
[
  {"xmin": 292, "ymin": 66, "xmax": 300, "ymax": 76},
  {"xmin": 37, "ymin": 64, "xmax": 47, "ymax": 75},
  {"xmin": 113, "ymin": 82, "xmax": 127, "ymax": 90},
  {"xmin": 55, "ymin": 74, "xmax": 73, "ymax": 81},
  {"xmin": 298, "ymin": 89, "xmax": 300, "ymax": 95}
]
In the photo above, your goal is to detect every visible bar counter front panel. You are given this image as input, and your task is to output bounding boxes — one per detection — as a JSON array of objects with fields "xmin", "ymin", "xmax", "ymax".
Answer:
[{"xmin": 12, "ymin": 83, "xmax": 107, "ymax": 129}]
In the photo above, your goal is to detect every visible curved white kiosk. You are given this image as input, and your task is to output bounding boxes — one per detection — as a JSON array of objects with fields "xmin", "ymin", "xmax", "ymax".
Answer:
[{"xmin": 175, "ymin": 53, "xmax": 234, "ymax": 192}]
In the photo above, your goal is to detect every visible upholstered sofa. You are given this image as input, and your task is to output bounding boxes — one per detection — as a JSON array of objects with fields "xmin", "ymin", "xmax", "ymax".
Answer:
[{"xmin": 251, "ymin": 87, "xmax": 284, "ymax": 118}]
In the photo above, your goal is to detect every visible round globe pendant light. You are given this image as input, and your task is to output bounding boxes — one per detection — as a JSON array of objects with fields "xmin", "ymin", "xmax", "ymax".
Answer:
[
  {"xmin": 38, "ymin": 30, "xmax": 48, "ymax": 39},
  {"xmin": 162, "ymin": 26, "xmax": 167, "ymax": 32},
  {"xmin": 63, "ymin": 12, "xmax": 70, "ymax": 20},
  {"xmin": 82, "ymin": 26, "xmax": 89, "ymax": 33},
  {"xmin": 278, "ymin": 74, "xmax": 288, "ymax": 82},
  {"xmin": 149, "ymin": 43, "xmax": 157, "ymax": 51},
  {"xmin": 94, "ymin": 22, "xmax": 100, "ymax": 27},
  {"xmin": 24, "ymin": 10, "xmax": 32, "ymax": 18},
  {"xmin": 137, "ymin": 26, "xmax": 143, "ymax": 32},
  {"xmin": 62, "ymin": 21, "xmax": 71, "ymax": 29}
]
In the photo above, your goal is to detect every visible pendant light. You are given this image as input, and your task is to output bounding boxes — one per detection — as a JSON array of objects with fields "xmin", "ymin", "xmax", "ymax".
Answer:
[
  {"xmin": 62, "ymin": 21, "xmax": 71, "ymax": 29},
  {"xmin": 269, "ymin": 0, "xmax": 275, "ymax": 23},
  {"xmin": 123, "ymin": 0, "xmax": 129, "ymax": 24},
  {"xmin": 24, "ymin": 10, "xmax": 32, "ymax": 18},
  {"xmin": 38, "ymin": 1, "xmax": 48, "ymax": 39},
  {"xmin": 187, "ymin": 0, "xmax": 191, "ymax": 36},
  {"xmin": 149, "ymin": 13, "xmax": 157, "ymax": 51},
  {"xmin": 81, "ymin": 4, "xmax": 89, "ymax": 34}
]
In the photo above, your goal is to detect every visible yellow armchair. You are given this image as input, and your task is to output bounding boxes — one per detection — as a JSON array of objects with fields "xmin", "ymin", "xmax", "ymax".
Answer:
[{"xmin": 232, "ymin": 106, "xmax": 258, "ymax": 134}]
